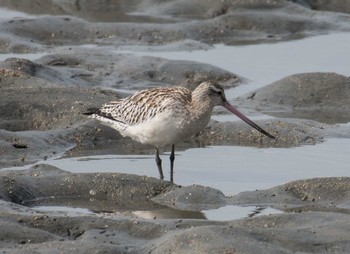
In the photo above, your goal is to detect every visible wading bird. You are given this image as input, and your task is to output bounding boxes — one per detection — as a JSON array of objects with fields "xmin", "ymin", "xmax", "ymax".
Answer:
[{"xmin": 85, "ymin": 81, "xmax": 275, "ymax": 182}]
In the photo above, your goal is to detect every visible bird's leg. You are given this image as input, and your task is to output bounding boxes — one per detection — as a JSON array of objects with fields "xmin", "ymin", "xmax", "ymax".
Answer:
[
  {"xmin": 155, "ymin": 147, "xmax": 164, "ymax": 180},
  {"xmin": 169, "ymin": 144, "xmax": 175, "ymax": 183}
]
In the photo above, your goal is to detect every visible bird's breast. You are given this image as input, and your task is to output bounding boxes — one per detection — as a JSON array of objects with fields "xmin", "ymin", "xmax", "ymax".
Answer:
[{"xmin": 123, "ymin": 109, "xmax": 211, "ymax": 147}]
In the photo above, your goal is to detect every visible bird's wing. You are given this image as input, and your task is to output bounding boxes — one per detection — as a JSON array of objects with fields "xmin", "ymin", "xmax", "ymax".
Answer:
[{"xmin": 95, "ymin": 87, "xmax": 191, "ymax": 125}]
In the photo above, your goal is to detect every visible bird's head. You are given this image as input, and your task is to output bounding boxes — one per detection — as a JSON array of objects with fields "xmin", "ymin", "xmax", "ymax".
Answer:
[
  {"xmin": 194, "ymin": 81, "xmax": 275, "ymax": 139},
  {"xmin": 193, "ymin": 81, "xmax": 228, "ymax": 107}
]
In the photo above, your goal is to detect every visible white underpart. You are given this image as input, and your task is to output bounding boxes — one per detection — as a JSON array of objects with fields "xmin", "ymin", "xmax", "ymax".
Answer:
[{"xmin": 92, "ymin": 108, "xmax": 212, "ymax": 147}]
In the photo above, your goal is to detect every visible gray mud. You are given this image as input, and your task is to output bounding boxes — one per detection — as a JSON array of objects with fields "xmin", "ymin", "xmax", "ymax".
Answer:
[
  {"xmin": 1, "ymin": 0, "xmax": 350, "ymax": 253},
  {"xmin": 1, "ymin": 165, "xmax": 350, "ymax": 253},
  {"xmin": 236, "ymin": 72, "xmax": 350, "ymax": 124},
  {"xmin": 1, "ymin": 0, "xmax": 350, "ymax": 53}
]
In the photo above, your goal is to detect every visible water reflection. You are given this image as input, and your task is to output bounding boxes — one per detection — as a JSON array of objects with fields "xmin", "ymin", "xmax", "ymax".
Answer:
[
  {"xmin": 133, "ymin": 209, "xmax": 206, "ymax": 220},
  {"xmin": 247, "ymin": 206, "xmax": 266, "ymax": 218},
  {"xmin": 29, "ymin": 200, "xmax": 282, "ymax": 221},
  {"xmin": 203, "ymin": 205, "xmax": 282, "ymax": 221},
  {"xmin": 25, "ymin": 195, "xmax": 206, "ymax": 219},
  {"xmin": 32, "ymin": 205, "xmax": 93, "ymax": 215}
]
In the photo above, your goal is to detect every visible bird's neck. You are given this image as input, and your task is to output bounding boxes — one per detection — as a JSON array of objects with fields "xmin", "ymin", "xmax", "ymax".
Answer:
[{"xmin": 190, "ymin": 92, "xmax": 214, "ymax": 120}]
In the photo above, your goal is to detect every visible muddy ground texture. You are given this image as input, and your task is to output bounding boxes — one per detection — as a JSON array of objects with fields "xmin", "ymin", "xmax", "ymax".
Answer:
[{"xmin": 1, "ymin": 0, "xmax": 350, "ymax": 253}]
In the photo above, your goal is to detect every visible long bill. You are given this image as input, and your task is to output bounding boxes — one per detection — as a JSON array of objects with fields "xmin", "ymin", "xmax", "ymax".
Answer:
[{"xmin": 223, "ymin": 102, "xmax": 275, "ymax": 139}]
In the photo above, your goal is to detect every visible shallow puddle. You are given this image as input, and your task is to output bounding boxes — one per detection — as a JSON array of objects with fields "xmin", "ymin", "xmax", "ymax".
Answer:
[
  {"xmin": 30, "ymin": 204, "xmax": 282, "ymax": 221},
  {"xmin": 34, "ymin": 138, "xmax": 348, "ymax": 196},
  {"xmin": 116, "ymin": 32, "xmax": 350, "ymax": 88},
  {"xmin": 203, "ymin": 205, "xmax": 282, "ymax": 221},
  {"xmin": 5, "ymin": 138, "xmax": 348, "ymax": 197},
  {"xmin": 0, "ymin": 7, "xmax": 37, "ymax": 20},
  {"xmin": 31, "ymin": 206, "xmax": 94, "ymax": 216}
]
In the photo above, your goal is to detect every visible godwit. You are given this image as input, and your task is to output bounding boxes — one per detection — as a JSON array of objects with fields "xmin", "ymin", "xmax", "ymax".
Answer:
[{"xmin": 85, "ymin": 81, "xmax": 275, "ymax": 182}]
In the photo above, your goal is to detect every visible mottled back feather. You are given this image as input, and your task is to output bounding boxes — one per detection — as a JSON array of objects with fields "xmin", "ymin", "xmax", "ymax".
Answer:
[{"xmin": 95, "ymin": 86, "xmax": 192, "ymax": 125}]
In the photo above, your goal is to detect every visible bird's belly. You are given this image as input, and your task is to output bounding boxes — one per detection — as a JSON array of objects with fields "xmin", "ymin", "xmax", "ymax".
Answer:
[{"xmin": 124, "ymin": 111, "xmax": 210, "ymax": 147}]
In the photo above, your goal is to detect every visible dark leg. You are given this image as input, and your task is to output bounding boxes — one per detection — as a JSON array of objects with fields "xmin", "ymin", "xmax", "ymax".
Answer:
[
  {"xmin": 155, "ymin": 147, "xmax": 164, "ymax": 180},
  {"xmin": 169, "ymin": 144, "xmax": 175, "ymax": 183}
]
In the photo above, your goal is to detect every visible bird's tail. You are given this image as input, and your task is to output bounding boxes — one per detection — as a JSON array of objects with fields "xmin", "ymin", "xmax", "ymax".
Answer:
[{"xmin": 82, "ymin": 108, "xmax": 100, "ymax": 116}]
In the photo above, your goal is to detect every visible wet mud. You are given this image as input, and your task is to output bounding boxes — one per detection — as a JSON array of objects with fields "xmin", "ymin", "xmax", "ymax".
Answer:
[{"xmin": 1, "ymin": 165, "xmax": 350, "ymax": 253}]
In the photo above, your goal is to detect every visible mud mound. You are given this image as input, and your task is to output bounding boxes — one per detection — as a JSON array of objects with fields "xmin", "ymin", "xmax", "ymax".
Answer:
[
  {"xmin": 232, "ymin": 177, "xmax": 350, "ymax": 212},
  {"xmin": 237, "ymin": 72, "xmax": 350, "ymax": 123},
  {"xmin": 1, "ymin": 0, "xmax": 350, "ymax": 52},
  {"xmin": 1, "ymin": 167, "xmax": 350, "ymax": 253}
]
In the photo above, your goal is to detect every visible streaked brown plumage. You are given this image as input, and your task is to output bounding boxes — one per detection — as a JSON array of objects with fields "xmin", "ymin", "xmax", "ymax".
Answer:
[{"xmin": 86, "ymin": 81, "xmax": 275, "ymax": 182}]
